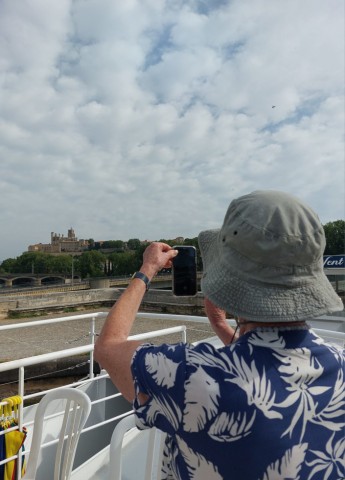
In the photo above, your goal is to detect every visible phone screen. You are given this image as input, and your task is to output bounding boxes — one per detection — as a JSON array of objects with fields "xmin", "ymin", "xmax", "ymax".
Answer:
[{"xmin": 172, "ymin": 246, "xmax": 197, "ymax": 296}]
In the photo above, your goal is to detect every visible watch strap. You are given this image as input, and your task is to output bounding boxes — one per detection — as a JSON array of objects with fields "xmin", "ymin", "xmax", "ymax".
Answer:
[{"xmin": 131, "ymin": 271, "xmax": 151, "ymax": 290}]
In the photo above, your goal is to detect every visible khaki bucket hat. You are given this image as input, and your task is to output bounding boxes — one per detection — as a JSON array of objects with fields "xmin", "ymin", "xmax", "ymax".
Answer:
[{"xmin": 198, "ymin": 190, "xmax": 343, "ymax": 322}]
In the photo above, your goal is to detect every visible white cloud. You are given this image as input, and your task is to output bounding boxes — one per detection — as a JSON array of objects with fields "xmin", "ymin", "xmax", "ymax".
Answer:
[{"xmin": 0, "ymin": 0, "xmax": 344, "ymax": 261}]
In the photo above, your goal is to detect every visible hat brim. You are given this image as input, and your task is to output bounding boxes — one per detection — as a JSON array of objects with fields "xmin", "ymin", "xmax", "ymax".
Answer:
[{"xmin": 198, "ymin": 229, "xmax": 344, "ymax": 322}]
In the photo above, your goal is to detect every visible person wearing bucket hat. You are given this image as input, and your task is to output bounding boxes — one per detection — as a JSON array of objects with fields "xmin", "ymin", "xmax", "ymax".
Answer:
[
  {"xmin": 199, "ymin": 190, "xmax": 343, "ymax": 325},
  {"xmin": 95, "ymin": 190, "xmax": 344, "ymax": 480}
]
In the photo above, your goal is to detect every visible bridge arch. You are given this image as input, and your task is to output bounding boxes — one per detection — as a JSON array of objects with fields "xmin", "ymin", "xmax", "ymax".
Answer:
[
  {"xmin": 12, "ymin": 277, "xmax": 37, "ymax": 287},
  {"xmin": 40, "ymin": 276, "xmax": 66, "ymax": 286},
  {"xmin": 0, "ymin": 274, "xmax": 81, "ymax": 288}
]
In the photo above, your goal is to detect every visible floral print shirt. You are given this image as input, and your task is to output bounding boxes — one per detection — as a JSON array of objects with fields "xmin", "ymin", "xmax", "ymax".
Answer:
[{"xmin": 131, "ymin": 327, "xmax": 345, "ymax": 480}]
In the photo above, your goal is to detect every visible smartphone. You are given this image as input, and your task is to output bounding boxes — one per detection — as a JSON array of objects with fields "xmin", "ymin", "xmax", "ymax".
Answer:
[{"xmin": 172, "ymin": 246, "xmax": 197, "ymax": 296}]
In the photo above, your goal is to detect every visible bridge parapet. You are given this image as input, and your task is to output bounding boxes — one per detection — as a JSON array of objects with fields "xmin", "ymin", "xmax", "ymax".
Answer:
[{"xmin": 0, "ymin": 273, "xmax": 79, "ymax": 288}]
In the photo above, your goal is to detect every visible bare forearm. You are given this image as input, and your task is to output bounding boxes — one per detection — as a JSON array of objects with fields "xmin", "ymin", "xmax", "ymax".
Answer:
[
  {"xmin": 94, "ymin": 273, "xmax": 150, "ymax": 400},
  {"xmin": 210, "ymin": 322, "xmax": 238, "ymax": 345},
  {"xmin": 96, "ymin": 261, "xmax": 156, "ymax": 343},
  {"xmin": 204, "ymin": 297, "xmax": 238, "ymax": 345},
  {"xmin": 98, "ymin": 278, "xmax": 147, "ymax": 343}
]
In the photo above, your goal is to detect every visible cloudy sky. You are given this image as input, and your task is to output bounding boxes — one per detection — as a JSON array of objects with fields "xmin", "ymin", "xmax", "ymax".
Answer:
[{"xmin": 0, "ymin": 0, "xmax": 344, "ymax": 261}]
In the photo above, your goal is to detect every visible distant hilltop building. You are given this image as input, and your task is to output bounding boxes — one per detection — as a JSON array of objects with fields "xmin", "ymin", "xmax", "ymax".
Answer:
[
  {"xmin": 28, "ymin": 230, "xmax": 188, "ymax": 255},
  {"xmin": 28, "ymin": 228, "xmax": 89, "ymax": 254},
  {"xmin": 172, "ymin": 237, "xmax": 184, "ymax": 245}
]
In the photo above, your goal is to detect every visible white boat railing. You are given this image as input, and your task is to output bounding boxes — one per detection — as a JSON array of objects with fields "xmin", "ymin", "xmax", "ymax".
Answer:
[
  {"xmin": 0, "ymin": 311, "xmax": 188, "ymax": 479},
  {"xmin": 0, "ymin": 312, "xmax": 107, "ymax": 381}
]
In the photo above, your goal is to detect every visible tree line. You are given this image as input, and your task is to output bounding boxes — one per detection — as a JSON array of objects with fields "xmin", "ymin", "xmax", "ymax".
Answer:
[
  {"xmin": 0, "ymin": 238, "xmax": 201, "ymax": 278},
  {"xmin": 0, "ymin": 221, "xmax": 343, "ymax": 279}
]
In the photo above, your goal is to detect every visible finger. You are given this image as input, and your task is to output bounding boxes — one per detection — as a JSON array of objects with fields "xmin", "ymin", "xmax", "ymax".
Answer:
[
  {"xmin": 164, "ymin": 249, "xmax": 178, "ymax": 265},
  {"xmin": 160, "ymin": 242, "xmax": 175, "ymax": 252},
  {"xmin": 164, "ymin": 258, "xmax": 175, "ymax": 268}
]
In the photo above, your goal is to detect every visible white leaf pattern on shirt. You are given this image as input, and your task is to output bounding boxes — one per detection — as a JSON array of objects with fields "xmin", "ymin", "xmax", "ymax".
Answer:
[
  {"xmin": 184, "ymin": 367, "xmax": 220, "ymax": 432},
  {"xmin": 176, "ymin": 436, "xmax": 222, "ymax": 479},
  {"xmin": 187, "ymin": 345, "xmax": 233, "ymax": 371},
  {"xmin": 273, "ymin": 349, "xmax": 332, "ymax": 440},
  {"xmin": 226, "ymin": 354, "xmax": 282, "ymax": 419},
  {"xmin": 208, "ymin": 410, "xmax": 256, "ymax": 442},
  {"xmin": 307, "ymin": 432, "xmax": 345, "ymax": 479},
  {"xmin": 311, "ymin": 367, "xmax": 345, "ymax": 431},
  {"xmin": 144, "ymin": 392, "xmax": 182, "ymax": 431},
  {"xmin": 145, "ymin": 351, "xmax": 180, "ymax": 388},
  {"xmin": 248, "ymin": 330, "xmax": 286, "ymax": 352},
  {"xmin": 261, "ymin": 443, "xmax": 308, "ymax": 480}
]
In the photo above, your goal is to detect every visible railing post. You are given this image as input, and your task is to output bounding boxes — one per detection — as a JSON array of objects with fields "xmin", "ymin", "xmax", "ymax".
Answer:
[
  {"xmin": 17, "ymin": 367, "xmax": 25, "ymax": 479},
  {"xmin": 89, "ymin": 316, "xmax": 96, "ymax": 379},
  {"xmin": 182, "ymin": 326, "xmax": 187, "ymax": 343}
]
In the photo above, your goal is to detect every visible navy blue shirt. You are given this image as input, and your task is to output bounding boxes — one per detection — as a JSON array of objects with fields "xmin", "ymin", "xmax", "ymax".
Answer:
[{"xmin": 131, "ymin": 327, "xmax": 345, "ymax": 479}]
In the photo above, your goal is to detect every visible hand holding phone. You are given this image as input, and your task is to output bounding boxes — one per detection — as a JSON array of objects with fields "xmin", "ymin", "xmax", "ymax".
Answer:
[{"xmin": 172, "ymin": 246, "xmax": 197, "ymax": 296}]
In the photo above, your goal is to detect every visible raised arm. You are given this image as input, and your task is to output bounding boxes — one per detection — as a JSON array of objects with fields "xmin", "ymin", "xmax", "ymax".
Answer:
[
  {"xmin": 94, "ymin": 242, "xmax": 178, "ymax": 402},
  {"xmin": 204, "ymin": 297, "xmax": 238, "ymax": 345}
]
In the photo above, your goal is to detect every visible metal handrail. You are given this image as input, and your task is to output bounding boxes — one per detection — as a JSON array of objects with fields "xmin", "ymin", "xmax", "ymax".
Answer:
[
  {"xmin": 0, "ymin": 310, "xmax": 188, "ymax": 479},
  {"xmin": 0, "ymin": 326, "xmax": 186, "ymax": 374},
  {"xmin": 0, "ymin": 311, "xmax": 108, "ymax": 331}
]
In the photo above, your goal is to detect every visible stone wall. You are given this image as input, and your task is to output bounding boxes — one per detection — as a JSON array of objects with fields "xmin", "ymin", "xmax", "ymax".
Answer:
[{"xmin": 0, "ymin": 288, "xmax": 205, "ymax": 318}]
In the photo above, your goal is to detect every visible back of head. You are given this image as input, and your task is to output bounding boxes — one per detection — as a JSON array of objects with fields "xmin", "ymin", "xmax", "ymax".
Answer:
[{"xmin": 198, "ymin": 190, "xmax": 343, "ymax": 322}]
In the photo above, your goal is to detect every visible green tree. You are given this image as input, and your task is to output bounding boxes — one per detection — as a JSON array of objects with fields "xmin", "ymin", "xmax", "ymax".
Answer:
[
  {"xmin": 109, "ymin": 252, "xmax": 138, "ymax": 275},
  {"xmin": 127, "ymin": 238, "xmax": 141, "ymax": 251},
  {"xmin": 87, "ymin": 239, "xmax": 95, "ymax": 250},
  {"xmin": 13, "ymin": 252, "xmax": 54, "ymax": 274},
  {"xmin": 51, "ymin": 255, "xmax": 75, "ymax": 275},
  {"xmin": 0, "ymin": 258, "xmax": 17, "ymax": 273},
  {"xmin": 323, "ymin": 220, "xmax": 345, "ymax": 255},
  {"xmin": 78, "ymin": 251, "xmax": 105, "ymax": 278},
  {"xmin": 158, "ymin": 239, "xmax": 174, "ymax": 246},
  {"xmin": 0, "ymin": 252, "xmax": 79, "ymax": 275},
  {"xmin": 102, "ymin": 240, "xmax": 125, "ymax": 250},
  {"xmin": 133, "ymin": 242, "xmax": 150, "ymax": 271}
]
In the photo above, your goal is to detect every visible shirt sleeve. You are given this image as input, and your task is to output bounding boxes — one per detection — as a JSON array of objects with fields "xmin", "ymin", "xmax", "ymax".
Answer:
[{"xmin": 131, "ymin": 342, "xmax": 188, "ymax": 435}]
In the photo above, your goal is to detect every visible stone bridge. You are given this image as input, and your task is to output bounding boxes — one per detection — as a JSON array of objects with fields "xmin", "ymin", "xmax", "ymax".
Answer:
[
  {"xmin": 0, "ymin": 273, "xmax": 201, "ymax": 290},
  {"xmin": 0, "ymin": 273, "xmax": 81, "ymax": 287}
]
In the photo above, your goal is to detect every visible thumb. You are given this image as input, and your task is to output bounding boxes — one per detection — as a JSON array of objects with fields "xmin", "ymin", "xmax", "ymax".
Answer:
[{"xmin": 164, "ymin": 249, "xmax": 178, "ymax": 268}]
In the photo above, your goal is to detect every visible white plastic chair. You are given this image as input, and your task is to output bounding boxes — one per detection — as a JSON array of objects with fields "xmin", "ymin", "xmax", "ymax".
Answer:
[
  {"xmin": 23, "ymin": 387, "xmax": 91, "ymax": 480},
  {"xmin": 109, "ymin": 413, "xmax": 165, "ymax": 479}
]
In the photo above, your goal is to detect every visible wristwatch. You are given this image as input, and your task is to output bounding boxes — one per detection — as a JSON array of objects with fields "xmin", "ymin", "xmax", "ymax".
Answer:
[{"xmin": 131, "ymin": 271, "xmax": 151, "ymax": 291}]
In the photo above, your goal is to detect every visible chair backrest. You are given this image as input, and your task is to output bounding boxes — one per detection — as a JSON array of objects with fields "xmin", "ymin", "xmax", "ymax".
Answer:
[
  {"xmin": 23, "ymin": 387, "xmax": 91, "ymax": 480},
  {"xmin": 109, "ymin": 413, "xmax": 165, "ymax": 480}
]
